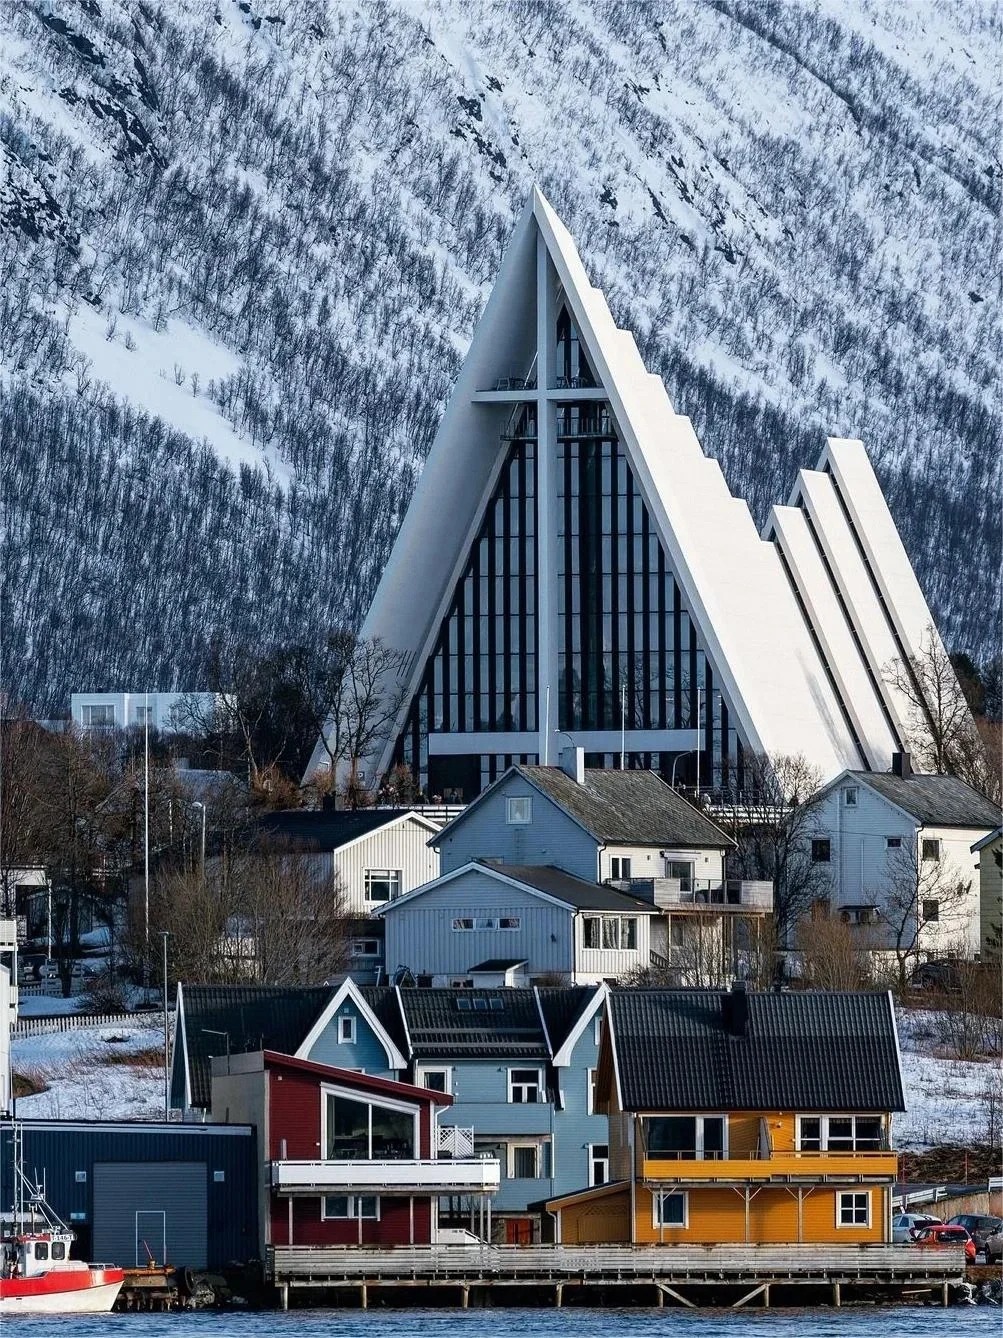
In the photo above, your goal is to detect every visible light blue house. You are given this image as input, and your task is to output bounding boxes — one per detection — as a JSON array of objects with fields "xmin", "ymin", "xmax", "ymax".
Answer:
[{"xmin": 173, "ymin": 979, "xmax": 608, "ymax": 1242}]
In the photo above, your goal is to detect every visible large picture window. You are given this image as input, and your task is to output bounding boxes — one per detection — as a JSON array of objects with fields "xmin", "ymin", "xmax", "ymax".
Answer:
[
  {"xmin": 323, "ymin": 1089, "xmax": 417, "ymax": 1161},
  {"xmin": 644, "ymin": 1115, "xmax": 727, "ymax": 1160}
]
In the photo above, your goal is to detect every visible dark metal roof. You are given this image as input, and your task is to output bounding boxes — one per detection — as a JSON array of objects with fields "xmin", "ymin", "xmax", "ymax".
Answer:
[
  {"xmin": 538, "ymin": 985, "xmax": 601, "ymax": 1055},
  {"xmin": 516, "ymin": 766, "xmax": 736, "ymax": 847},
  {"xmin": 397, "ymin": 988, "xmax": 550, "ymax": 1060},
  {"xmin": 359, "ymin": 985, "xmax": 410, "ymax": 1057},
  {"xmin": 180, "ymin": 983, "xmax": 333, "ymax": 1108},
  {"xmin": 608, "ymin": 989, "xmax": 905, "ymax": 1113},
  {"xmin": 468, "ymin": 959, "xmax": 528, "ymax": 973},
  {"xmin": 255, "ymin": 808, "xmax": 427, "ymax": 851},
  {"xmin": 487, "ymin": 863, "xmax": 655, "ymax": 912},
  {"xmin": 848, "ymin": 772, "xmax": 1001, "ymax": 829}
]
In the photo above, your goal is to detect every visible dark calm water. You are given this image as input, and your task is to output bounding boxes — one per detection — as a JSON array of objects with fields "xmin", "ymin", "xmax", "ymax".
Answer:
[{"xmin": 14, "ymin": 1309, "xmax": 1001, "ymax": 1338}]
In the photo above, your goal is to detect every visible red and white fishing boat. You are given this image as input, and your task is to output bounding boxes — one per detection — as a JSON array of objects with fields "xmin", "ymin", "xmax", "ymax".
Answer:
[{"xmin": 1, "ymin": 1124, "xmax": 124, "ymax": 1313}]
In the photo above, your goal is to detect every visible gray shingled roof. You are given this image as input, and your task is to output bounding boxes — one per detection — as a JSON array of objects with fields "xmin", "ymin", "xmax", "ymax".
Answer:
[
  {"xmin": 255, "ymin": 807, "xmax": 431, "ymax": 851},
  {"xmin": 398, "ymin": 988, "xmax": 549, "ymax": 1060},
  {"xmin": 608, "ymin": 989, "xmax": 905, "ymax": 1112},
  {"xmin": 517, "ymin": 766, "xmax": 735, "ymax": 847},
  {"xmin": 488, "ymin": 863, "xmax": 656, "ymax": 912},
  {"xmin": 179, "ymin": 983, "xmax": 333, "ymax": 1109},
  {"xmin": 851, "ymin": 773, "xmax": 1001, "ymax": 829}
]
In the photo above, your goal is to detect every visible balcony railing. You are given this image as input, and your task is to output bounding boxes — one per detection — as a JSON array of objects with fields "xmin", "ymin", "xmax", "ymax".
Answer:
[
  {"xmin": 271, "ymin": 1158, "xmax": 500, "ymax": 1195},
  {"xmin": 437, "ymin": 1125, "xmax": 475, "ymax": 1158},
  {"xmin": 608, "ymin": 878, "xmax": 773, "ymax": 911}
]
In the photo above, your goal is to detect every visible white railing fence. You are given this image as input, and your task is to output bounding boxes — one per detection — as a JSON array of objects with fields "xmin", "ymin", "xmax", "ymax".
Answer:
[
  {"xmin": 13, "ymin": 1011, "xmax": 170, "ymax": 1039},
  {"xmin": 437, "ymin": 1125, "xmax": 475, "ymax": 1157}
]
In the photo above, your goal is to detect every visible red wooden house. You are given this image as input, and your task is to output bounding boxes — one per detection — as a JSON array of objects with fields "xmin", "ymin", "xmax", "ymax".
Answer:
[{"xmin": 210, "ymin": 1050, "xmax": 499, "ymax": 1257}]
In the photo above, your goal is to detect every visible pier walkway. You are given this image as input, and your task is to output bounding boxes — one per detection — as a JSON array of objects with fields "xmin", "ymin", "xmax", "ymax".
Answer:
[{"xmin": 270, "ymin": 1242, "xmax": 968, "ymax": 1309}]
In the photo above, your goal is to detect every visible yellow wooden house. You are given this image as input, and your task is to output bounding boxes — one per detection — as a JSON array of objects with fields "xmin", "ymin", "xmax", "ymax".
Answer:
[{"xmin": 547, "ymin": 984, "xmax": 903, "ymax": 1246}]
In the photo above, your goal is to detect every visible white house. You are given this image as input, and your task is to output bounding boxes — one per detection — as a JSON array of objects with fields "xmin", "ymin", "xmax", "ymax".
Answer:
[
  {"xmin": 304, "ymin": 187, "xmax": 966, "ymax": 802},
  {"xmin": 810, "ymin": 755, "xmax": 1000, "ymax": 964},
  {"xmin": 70, "ymin": 691, "xmax": 219, "ymax": 733}
]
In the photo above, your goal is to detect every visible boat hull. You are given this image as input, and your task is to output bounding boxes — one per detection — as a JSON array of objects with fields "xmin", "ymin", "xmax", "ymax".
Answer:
[{"xmin": 0, "ymin": 1268, "xmax": 124, "ymax": 1313}]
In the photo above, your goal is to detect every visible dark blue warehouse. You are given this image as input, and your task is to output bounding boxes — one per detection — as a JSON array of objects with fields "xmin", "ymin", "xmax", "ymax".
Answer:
[{"xmin": 0, "ymin": 1120, "xmax": 256, "ymax": 1270}]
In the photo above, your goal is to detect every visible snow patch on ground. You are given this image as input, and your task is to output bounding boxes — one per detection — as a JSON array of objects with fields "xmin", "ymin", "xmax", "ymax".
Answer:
[
  {"xmin": 894, "ymin": 1007, "xmax": 999, "ymax": 1149},
  {"xmin": 65, "ymin": 304, "xmax": 290, "ymax": 484},
  {"xmin": 12, "ymin": 1023, "xmax": 165, "ymax": 1121}
]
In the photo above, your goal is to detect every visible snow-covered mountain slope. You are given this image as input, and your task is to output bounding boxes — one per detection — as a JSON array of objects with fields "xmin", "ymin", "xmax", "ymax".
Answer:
[{"xmin": 1, "ymin": 0, "xmax": 998, "ymax": 713}]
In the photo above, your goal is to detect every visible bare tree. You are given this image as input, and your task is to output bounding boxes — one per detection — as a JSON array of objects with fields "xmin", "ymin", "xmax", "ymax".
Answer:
[
  {"xmin": 723, "ymin": 752, "xmax": 833, "ymax": 943},
  {"xmin": 887, "ymin": 624, "xmax": 992, "ymax": 795},
  {"xmin": 883, "ymin": 845, "xmax": 973, "ymax": 988},
  {"xmin": 297, "ymin": 631, "xmax": 408, "ymax": 801},
  {"xmin": 794, "ymin": 909, "xmax": 875, "ymax": 991}
]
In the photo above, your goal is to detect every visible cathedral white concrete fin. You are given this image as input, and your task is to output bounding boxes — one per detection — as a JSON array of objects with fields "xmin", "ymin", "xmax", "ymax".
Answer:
[{"xmin": 304, "ymin": 188, "xmax": 950, "ymax": 791}]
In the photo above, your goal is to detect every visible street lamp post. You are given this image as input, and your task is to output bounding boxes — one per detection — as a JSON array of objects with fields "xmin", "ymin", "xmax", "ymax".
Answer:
[{"xmin": 671, "ymin": 751, "xmax": 694, "ymax": 790}]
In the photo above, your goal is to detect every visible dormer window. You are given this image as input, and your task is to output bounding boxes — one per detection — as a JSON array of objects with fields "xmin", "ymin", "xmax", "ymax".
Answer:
[{"xmin": 506, "ymin": 796, "xmax": 532, "ymax": 825}]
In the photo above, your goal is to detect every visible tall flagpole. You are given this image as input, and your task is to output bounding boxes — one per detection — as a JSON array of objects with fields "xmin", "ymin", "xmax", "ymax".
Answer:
[{"xmin": 144, "ymin": 691, "xmax": 150, "ymax": 990}]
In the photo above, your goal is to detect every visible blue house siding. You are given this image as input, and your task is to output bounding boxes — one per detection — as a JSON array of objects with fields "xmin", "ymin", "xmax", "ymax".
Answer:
[
  {"xmin": 300, "ymin": 1005, "xmax": 397, "ymax": 1079},
  {"xmin": 383, "ymin": 871, "xmax": 573, "ymax": 978},
  {"xmin": 437, "ymin": 773, "xmax": 598, "ymax": 880},
  {"xmin": 552, "ymin": 1023, "xmax": 609, "ymax": 1199}
]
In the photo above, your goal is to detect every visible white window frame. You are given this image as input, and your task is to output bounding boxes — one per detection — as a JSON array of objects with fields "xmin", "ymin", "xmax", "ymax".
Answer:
[
  {"xmin": 506, "ymin": 796, "xmax": 533, "ymax": 825},
  {"xmin": 82, "ymin": 703, "xmax": 116, "ymax": 728},
  {"xmin": 583, "ymin": 915, "xmax": 639, "ymax": 951},
  {"xmin": 338, "ymin": 1015, "xmax": 357, "ymax": 1044},
  {"xmin": 836, "ymin": 1191, "xmax": 871, "ymax": 1228},
  {"xmin": 610, "ymin": 856, "xmax": 632, "ymax": 880},
  {"xmin": 350, "ymin": 939, "xmax": 380, "ymax": 958},
  {"xmin": 498, "ymin": 916, "xmax": 521, "ymax": 930},
  {"xmin": 451, "ymin": 917, "xmax": 475, "ymax": 932},
  {"xmin": 589, "ymin": 1143, "xmax": 609, "ymax": 1187},
  {"xmin": 321, "ymin": 1194, "xmax": 380, "ymax": 1221},
  {"xmin": 587, "ymin": 1067, "xmax": 598, "ymax": 1114},
  {"xmin": 320, "ymin": 1083, "xmax": 419, "ymax": 1161},
  {"xmin": 417, "ymin": 1066, "xmax": 452, "ymax": 1095},
  {"xmin": 508, "ymin": 1067, "xmax": 544, "ymax": 1104},
  {"xmin": 363, "ymin": 868, "xmax": 402, "ymax": 903},
  {"xmin": 508, "ymin": 1142, "xmax": 541, "ymax": 1179},
  {"xmin": 652, "ymin": 1190, "xmax": 688, "ymax": 1229},
  {"xmin": 795, "ymin": 1114, "xmax": 885, "ymax": 1152},
  {"xmin": 844, "ymin": 787, "xmax": 859, "ymax": 807},
  {"xmin": 593, "ymin": 1015, "xmax": 603, "ymax": 1046}
]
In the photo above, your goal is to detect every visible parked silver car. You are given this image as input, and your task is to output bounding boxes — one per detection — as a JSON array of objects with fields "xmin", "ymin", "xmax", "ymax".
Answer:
[
  {"xmin": 893, "ymin": 1212, "xmax": 942, "ymax": 1244},
  {"xmin": 947, "ymin": 1214, "xmax": 1003, "ymax": 1253}
]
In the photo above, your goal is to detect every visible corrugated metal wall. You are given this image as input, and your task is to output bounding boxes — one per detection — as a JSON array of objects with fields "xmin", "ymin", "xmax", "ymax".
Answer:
[
  {"xmin": 93, "ymin": 1162, "xmax": 206, "ymax": 1268},
  {"xmin": 0, "ymin": 1121, "xmax": 256, "ymax": 1269}
]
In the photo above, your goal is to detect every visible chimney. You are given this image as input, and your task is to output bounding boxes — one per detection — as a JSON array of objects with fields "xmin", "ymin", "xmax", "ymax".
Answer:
[
  {"xmin": 559, "ymin": 746, "xmax": 585, "ymax": 785},
  {"xmin": 891, "ymin": 751, "xmax": 912, "ymax": 779},
  {"xmin": 723, "ymin": 979, "xmax": 749, "ymax": 1037}
]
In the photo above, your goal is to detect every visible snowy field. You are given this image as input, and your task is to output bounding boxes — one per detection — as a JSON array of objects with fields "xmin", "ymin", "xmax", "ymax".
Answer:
[
  {"xmin": 9, "ymin": 1004, "xmax": 999, "ymax": 1142},
  {"xmin": 12, "ymin": 1022, "xmax": 165, "ymax": 1121},
  {"xmin": 895, "ymin": 1007, "xmax": 1000, "ymax": 1149}
]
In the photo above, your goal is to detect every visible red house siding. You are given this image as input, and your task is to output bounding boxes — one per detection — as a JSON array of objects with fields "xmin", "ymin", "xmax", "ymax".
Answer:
[
  {"xmin": 267, "ymin": 1069, "xmax": 434, "ymax": 1159},
  {"xmin": 271, "ymin": 1196, "xmax": 432, "ymax": 1246}
]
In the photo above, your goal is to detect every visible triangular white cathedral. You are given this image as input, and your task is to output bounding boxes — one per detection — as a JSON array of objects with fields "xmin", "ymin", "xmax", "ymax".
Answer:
[{"xmin": 306, "ymin": 188, "xmax": 949, "ymax": 800}]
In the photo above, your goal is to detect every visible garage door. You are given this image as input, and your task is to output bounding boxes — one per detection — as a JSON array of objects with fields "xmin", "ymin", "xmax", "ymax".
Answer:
[{"xmin": 93, "ymin": 1162, "xmax": 207, "ymax": 1268}]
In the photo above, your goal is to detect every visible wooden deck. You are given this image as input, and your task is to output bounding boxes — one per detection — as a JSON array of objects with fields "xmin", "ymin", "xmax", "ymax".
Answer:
[{"xmin": 269, "ymin": 1242, "xmax": 967, "ymax": 1309}]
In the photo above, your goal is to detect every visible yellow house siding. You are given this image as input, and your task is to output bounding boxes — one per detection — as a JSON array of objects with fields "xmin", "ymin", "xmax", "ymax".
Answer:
[{"xmin": 636, "ymin": 1184, "xmax": 890, "ymax": 1245}]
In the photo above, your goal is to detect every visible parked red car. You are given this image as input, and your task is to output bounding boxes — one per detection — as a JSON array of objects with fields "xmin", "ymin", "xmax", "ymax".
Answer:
[{"xmin": 912, "ymin": 1224, "xmax": 976, "ymax": 1262}]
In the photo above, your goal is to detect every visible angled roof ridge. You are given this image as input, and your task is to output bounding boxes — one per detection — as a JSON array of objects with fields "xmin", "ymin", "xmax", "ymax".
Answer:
[{"xmin": 836, "ymin": 770, "xmax": 1001, "ymax": 828}]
